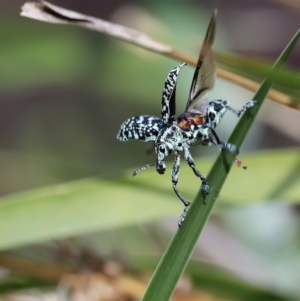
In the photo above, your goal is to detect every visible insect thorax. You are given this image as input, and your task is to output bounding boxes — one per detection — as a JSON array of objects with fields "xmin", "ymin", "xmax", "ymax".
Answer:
[
  {"xmin": 170, "ymin": 99, "xmax": 229, "ymax": 146},
  {"xmin": 156, "ymin": 125, "xmax": 185, "ymax": 153},
  {"xmin": 206, "ymin": 99, "xmax": 229, "ymax": 128}
]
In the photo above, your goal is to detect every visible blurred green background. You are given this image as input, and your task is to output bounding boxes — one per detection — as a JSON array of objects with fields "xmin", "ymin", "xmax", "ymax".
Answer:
[{"xmin": 0, "ymin": 0, "xmax": 300, "ymax": 300}]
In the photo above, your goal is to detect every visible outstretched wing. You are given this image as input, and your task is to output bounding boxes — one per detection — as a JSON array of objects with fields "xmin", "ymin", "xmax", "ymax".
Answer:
[
  {"xmin": 161, "ymin": 63, "xmax": 186, "ymax": 125},
  {"xmin": 185, "ymin": 10, "xmax": 217, "ymax": 112},
  {"xmin": 117, "ymin": 116, "xmax": 164, "ymax": 142}
]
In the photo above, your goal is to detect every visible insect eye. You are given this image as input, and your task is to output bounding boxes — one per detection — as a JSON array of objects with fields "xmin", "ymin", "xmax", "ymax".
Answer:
[
  {"xmin": 214, "ymin": 102, "xmax": 224, "ymax": 112},
  {"xmin": 159, "ymin": 145, "xmax": 166, "ymax": 153}
]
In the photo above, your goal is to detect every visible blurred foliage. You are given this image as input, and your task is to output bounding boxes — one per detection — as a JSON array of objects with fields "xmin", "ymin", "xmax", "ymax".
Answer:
[
  {"xmin": 0, "ymin": 149, "xmax": 298, "ymax": 251},
  {"xmin": 216, "ymin": 51, "xmax": 300, "ymax": 100},
  {"xmin": 0, "ymin": 1, "xmax": 300, "ymax": 300}
]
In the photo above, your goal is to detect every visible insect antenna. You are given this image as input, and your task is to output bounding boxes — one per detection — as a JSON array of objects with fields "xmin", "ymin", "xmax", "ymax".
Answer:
[{"xmin": 133, "ymin": 164, "xmax": 155, "ymax": 176}]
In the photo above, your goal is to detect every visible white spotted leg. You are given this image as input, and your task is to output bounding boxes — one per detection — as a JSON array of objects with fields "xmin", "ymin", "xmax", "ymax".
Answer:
[
  {"xmin": 203, "ymin": 127, "xmax": 246, "ymax": 169},
  {"xmin": 222, "ymin": 100, "xmax": 257, "ymax": 169},
  {"xmin": 171, "ymin": 151, "xmax": 192, "ymax": 227},
  {"xmin": 178, "ymin": 206, "xmax": 189, "ymax": 227},
  {"xmin": 171, "ymin": 151, "xmax": 190, "ymax": 207},
  {"xmin": 208, "ymin": 127, "xmax": 238, "ymax": 154},
  {"xmin": 177, "ymin": 147, "xmax": 210, "ymax": 227},
  {"xmin": 183, "ymin": 146, "xmax": 209, "ymax": 194},
  {"xmin": 209, "ymin": 128, "xmax": 247, "ymax": 169},
  {"xmin": 225, "ymin": 100, "xmax": 257, "ymax": 117}
]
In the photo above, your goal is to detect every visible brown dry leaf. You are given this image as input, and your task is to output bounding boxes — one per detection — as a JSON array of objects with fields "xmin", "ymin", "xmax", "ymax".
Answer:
[
  {"xmin": 20, "ymin": 1, "xmax": 299, "ymax": 110},
  {"xmin": 21, "ymin": 1, "xmax": 172, "ymax": 53}
]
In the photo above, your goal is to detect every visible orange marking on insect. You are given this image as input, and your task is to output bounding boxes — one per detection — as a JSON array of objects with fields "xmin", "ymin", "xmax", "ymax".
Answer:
[
  {"xmin": 177, "ymin": 118, "xmax": 190, "ymax": 129},
  {"xmin": 189, "ymin": 116, "xmax": 207, "ymax": 125},
  {"xmin": 177, "ymin": 115, "xmax": 206, "ymax": 129}
]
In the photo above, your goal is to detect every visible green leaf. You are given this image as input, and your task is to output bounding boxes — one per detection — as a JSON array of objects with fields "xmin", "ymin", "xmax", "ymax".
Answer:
[
  {"xmin": 0, "ymin": 276, "xmax": 51, "ymax": 294},
  {"xmin": 140, "ymin": 30, "xmax": 300, "ymax": 301},
  {"xmin": 0, "ymin": 148, "xmax": 299, "ymax": 251},
  {"xmin": 0, "ymin": 149, "xmax": 300, "ymax": 250},
  {"xmin": 0, "ymin": 177, "xmax": 177, "ymax": 250}
]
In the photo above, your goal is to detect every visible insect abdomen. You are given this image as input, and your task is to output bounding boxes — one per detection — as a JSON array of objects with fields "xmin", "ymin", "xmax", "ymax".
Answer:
[{"xmin": 117, "ymin": 116, "xmax": 164, "ymax": 142}]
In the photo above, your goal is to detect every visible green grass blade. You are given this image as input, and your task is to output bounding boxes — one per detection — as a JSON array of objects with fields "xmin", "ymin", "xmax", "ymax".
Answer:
[{"xmin": 140, "ymin": 30, "xmax": 300, "ymax": 301}]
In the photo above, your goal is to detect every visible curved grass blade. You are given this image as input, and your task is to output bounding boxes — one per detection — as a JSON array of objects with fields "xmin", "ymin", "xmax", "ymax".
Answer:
[{"xmin": 140, "ymin": 30, "xmax": 300, "ymax": 301}]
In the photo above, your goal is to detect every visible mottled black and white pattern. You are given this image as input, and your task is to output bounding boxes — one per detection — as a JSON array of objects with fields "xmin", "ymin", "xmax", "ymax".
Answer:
[
  {"xmin": 117, "ymin": 116, "xmax": 164, "ymax": 142},
  {"xmin": 116, "ymin": 10, "xmax": 257, "ymax": 227},
  {"xmin": 161, "ymin": 63, "xmax": 186, "ymax": 125}
]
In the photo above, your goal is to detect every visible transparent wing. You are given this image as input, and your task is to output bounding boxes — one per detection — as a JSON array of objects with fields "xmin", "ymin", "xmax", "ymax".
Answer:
[
  {"xmin": 117, "ymin": 116, "xmax": 164, "ymax": 142},
  {"xmin": 161, "ymin": 63, "xmax": 186, "ymax": 125},
  {"xmin": 185, "ymin": 10, "xmax": 217, "ymax": 112}
]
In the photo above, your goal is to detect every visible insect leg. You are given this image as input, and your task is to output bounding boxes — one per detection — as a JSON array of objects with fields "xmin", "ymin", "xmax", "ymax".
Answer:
[
  {"xmin": 225, "ymin": 100, "xmax": 257, "ymax": 117},
  {"xmin": 172, "ymin": 151, "xmax": 191, "ymax": 227},
  {"xmin": 133, "ymin": 164, "xmax": 155, "ymax": 176},
  {"xmin": 209, "ymin": 127, "xmax": 238, "ymax": 154},
  {"xmin": 208, "ymin": 128, "xmax": 247, "ymax": 169},
  {"xmin": 172, "ymin": 151, "xmax": 190, "ymax": 207},
  {"xmin": 178, "ymin": 206, "xmax": 189, "ymax": 228},
  {"xmin": 183, "ymin": 146, "xmax": 209, "ymax": 194}
]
